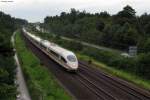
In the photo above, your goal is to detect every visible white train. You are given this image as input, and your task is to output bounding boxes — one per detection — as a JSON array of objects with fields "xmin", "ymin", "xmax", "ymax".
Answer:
[{"xmin": 22, "ymin": 28, "xmax": 78, "ymax": 71}]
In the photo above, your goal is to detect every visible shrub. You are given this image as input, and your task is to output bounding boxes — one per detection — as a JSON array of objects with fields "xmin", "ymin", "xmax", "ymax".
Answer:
[{"xmin": 137, "ymin": 53, "xmax": 150, "ymax": 79}]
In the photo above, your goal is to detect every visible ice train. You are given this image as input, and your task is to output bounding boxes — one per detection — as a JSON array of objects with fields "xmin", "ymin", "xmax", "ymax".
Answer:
[{"xmin": 23, "ymin": 28, "xmax": 78, "ymax": 71}]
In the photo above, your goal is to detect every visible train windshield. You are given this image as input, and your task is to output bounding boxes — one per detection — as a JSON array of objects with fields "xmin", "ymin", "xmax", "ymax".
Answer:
[{"xmin": 67, "ymin": 55, "xmax": 76, "ymax": 62}]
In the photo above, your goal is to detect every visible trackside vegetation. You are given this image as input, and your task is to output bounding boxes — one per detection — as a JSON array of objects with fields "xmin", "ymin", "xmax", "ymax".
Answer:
[
  {"xmin": 77, "ymin": 54, "xmax": 150, "ymax": 90},
  {"xmin": 15, "ymin": 31, "xmax": 72, "ymax": 100},
  {"xmin": 32, "ymin": 31, "xmax": 150, "ymax": 90},
  {"xmin": 0, "ymin": 11, "xmax": 27, "ymax": 99}
]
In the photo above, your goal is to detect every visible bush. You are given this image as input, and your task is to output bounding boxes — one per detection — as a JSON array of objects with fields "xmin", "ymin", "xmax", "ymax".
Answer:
[
  {"xmin": 80, "ymin": 46, "xmax": 150, "ymax": 80},
  {"xmin": 137, "ymin": 53, "xmax": 150, "ymax": 79},
  {"xmin": 81, "ymin": 47, "xmax": 119, "ymax": 65},
  {"xmin": 143, "ymin": 38, "xmax": 150, "ymax": 53},
  {"xmin": 55, "ymin": 39, "xmax": 83, "ymax": 51}
]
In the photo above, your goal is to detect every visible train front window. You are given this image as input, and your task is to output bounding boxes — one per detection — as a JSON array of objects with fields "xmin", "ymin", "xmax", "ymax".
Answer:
[
  {"xmin": 67, "ymin": 55, "xmax": 76, "ymax": 62},
  {"xmin": 61, "ymin": 57, "xmax": 67, "ymax": 63}
]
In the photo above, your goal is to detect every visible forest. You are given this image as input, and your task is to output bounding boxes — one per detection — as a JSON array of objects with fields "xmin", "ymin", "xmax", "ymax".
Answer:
[
  {"xmin": 43, "ymin": 5, "xmax": 150, "ymax": 52},
  {"xmin": 0, "ymin": 11, "xmax": 27, "ymax": 99}
]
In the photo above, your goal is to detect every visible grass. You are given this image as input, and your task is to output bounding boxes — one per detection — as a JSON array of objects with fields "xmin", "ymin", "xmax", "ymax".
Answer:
[
  {"xmin": 15, "ymin": 31, "xmax": 72, "ymax": 100},
  {"xmin": 77, "ymin": 53, "xmax": 150, "ymax": 90}
]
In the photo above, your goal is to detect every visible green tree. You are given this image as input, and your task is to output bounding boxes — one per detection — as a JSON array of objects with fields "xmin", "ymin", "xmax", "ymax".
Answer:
[
  {"xmin": 145, "ymin": 22, "xmax": 150, "ymax": 35},
  {"xmin": 99, "ymin": 11, "xmax": 110, "ymax": 18},
  {"xmin": 0, "ymin": 11, "xmax": 26, "ymax": 99},
  {"xmin": 96, "ymin": 19, "xmax": 105, "ymax": 31},
  {"xmin": 117, "ymin": 5, "xmax": 136, "ymax": 18},
  {"xmin": 69, "ymin": 8, "xmax": 79, "ymax": 24},
  {"xmin": 143, "ymin": 38, "xmax": 150, "ymax": 53},
  {"xmin": 137, "ymin": 53, "xmax": 150, "ymax": 79}
]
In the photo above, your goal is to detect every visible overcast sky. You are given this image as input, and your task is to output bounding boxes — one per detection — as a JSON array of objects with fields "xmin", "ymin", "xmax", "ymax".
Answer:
[{"xmin": 0, "ymin": 0, "xmax": 150, "ymax": 22}]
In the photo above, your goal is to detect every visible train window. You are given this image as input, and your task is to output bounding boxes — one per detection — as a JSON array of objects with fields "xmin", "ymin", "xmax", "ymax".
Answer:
[
  {"xmin": 67, "ymin": 55, "xmax": 76, "ymax": 62},
  {"xmin": 47, "ymin": 48, "xmax": 50, "ymax": 51},
  {"xmin": 41, "ymin": 44, "xmax": 46, "ymax": 49},
  {"xmin": 51, "ymin": 50, "xmax": 59, "ymax": 57},
  {"xmin": 47, "ymin": 48, "xmax": 52, "ymax": 52},
  {"xmin": 61, "ymin": 57, "xmax": 67, "ymax": 63}
]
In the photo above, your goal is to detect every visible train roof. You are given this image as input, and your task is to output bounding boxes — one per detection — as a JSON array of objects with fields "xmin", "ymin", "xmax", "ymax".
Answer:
[
  {"xmin": 24, "ymin": 28, "xmax": 76, "ymax": 58},
  {"xmin": 41, "ymin": 39, "xmax": 75, "ymax": 57},
  {"xmin": 34, "ymin": 36, "xmax": 41, "ymax": 41},
  {"xmin": 50, "ymin": 44, "xmax": 75, "ymax": 57},
  {"xmin": 28, "ymin": 32, "xmax": 41, "ymax": 42}
]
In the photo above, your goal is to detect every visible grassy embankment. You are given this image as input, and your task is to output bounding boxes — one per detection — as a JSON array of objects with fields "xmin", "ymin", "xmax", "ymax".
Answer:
[
  {"xmin": 77, "ymin": 54, "xmax": 150, "ymax": 90},
  {"xmin": 33, "ymin": 31, "xmax": 150, "ymax": 90},
  {"xmin": 15, "ymin": 31, "xmax": 72, "ymax": 100}
]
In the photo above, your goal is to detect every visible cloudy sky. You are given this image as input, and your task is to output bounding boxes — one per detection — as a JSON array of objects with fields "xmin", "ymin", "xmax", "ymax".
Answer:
[{"xmin": 0, "ymin": 0, "xmax": 150, "ymax": 22}]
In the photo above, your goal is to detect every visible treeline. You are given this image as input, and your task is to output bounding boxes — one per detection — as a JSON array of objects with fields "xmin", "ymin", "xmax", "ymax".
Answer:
[
  {"xmin": 43, "ymin": 5, "xmax": 150, "ymax": 52},
  {"xmin": 0, "ymin": 11, "xmax": 27, "ymax": 99}
]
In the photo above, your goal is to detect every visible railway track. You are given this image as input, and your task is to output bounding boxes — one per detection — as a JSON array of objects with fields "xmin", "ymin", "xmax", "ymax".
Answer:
[
  {"xmin": 22, "ymin": 32, "xmax": 150, "ymax": 100},
  {"xmin": 75, "ymin": 73, "xmax": 117, "ymax": 100},
  {"xmin": 79, "ymin": 62, "xmax": 150, "ymax": 100}
]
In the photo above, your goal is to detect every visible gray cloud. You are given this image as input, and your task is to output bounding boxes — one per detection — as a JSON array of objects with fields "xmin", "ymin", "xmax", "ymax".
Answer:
[{"xmin": 0, "ymin": 0, "xmax": 150, "ymax": 22}]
